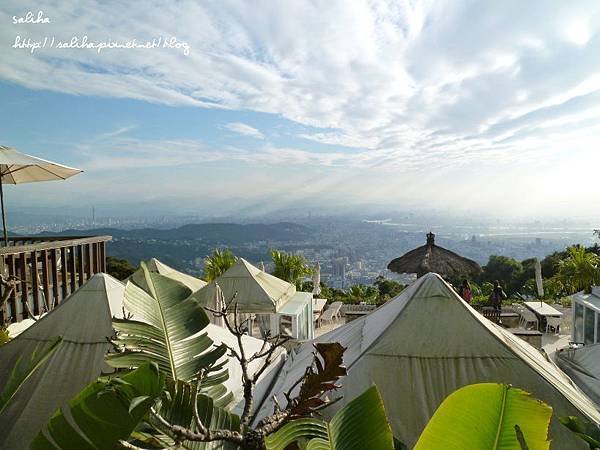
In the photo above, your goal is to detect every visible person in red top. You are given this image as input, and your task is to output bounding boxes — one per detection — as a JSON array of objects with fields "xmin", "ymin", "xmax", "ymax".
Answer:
[{"xmin": 459, "ymin": 279, "xmax": 473, "ymax": 304}]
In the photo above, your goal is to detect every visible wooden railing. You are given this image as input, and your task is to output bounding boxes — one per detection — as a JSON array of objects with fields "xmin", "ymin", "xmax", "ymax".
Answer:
[{"xmin": 0, "ymin": 235, "xmax": 112, "ymax": 324}]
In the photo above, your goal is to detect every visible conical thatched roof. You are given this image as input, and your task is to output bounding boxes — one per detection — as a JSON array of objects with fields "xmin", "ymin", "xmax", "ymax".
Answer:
[{"xmin": 387, "ymin": 232, "xmax": 481, "ymax": 278}]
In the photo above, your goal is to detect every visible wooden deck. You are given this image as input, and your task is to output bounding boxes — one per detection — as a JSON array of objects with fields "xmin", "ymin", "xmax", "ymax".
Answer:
[{"xmin": 0, "ymin": 236, "xmax": 111, "ymax": 324}]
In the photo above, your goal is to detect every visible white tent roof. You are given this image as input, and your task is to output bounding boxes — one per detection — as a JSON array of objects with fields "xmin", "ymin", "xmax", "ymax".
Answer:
[
  {"xmin": 557, "ymin": 344, "xmax": 600, "ymax": 407},
  {"xmin": 144, "ymin": 258, "xmax": 207, "ymax": 292},
  {"xmin": 253, "ymin": 273, "xmax": 600, "ymax": 449},
  {"xmin": 193, "ymin": 258, "xmax": 296, "ymax": 313},
  {"xmin": 129, "ymin": 258, "xmax": 207, "ymax": 293},
  {"xmin": 0, "ymin": 145, "xmax": 82, "ymax": 184},
  {"xmin": 0, "ymin": 273, "xmax": 114, "ymax": 450}
]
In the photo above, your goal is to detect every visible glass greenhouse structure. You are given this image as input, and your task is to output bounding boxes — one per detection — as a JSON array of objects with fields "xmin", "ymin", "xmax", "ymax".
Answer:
[{"xmin": 572, "ymin": 287, "xmax": 600, "ymax": 345}]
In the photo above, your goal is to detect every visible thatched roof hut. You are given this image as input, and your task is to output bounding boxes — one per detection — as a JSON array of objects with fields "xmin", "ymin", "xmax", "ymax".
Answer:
[{"xmin": 387, "ymin": 232, "xmax": 481, "ymax": 278}]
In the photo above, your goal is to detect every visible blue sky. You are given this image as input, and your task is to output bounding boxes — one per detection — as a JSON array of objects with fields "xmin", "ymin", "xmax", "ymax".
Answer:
[{"xmin": 2, "ymin": 1, "xmax": 600, "ymax": 219}]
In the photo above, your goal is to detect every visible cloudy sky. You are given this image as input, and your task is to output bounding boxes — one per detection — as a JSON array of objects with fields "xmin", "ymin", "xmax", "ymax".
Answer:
[{"xmin": 2, "ymin": 0, "xmax": 600, "ymax": 220}]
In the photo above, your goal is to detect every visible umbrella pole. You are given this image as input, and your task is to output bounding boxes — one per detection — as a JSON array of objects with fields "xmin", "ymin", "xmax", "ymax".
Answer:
[{"xmin": 0, "ymin": 182, "xmax": 7, "ymax": 246}]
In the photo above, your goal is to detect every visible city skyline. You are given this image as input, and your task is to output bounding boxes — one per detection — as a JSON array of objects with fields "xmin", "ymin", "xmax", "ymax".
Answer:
[{"xmin": 2, "ymin": 1, "xmax": 600, "ymax": 220}]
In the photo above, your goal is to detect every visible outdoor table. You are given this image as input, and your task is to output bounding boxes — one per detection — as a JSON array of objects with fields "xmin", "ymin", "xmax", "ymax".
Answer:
[{"xmin": 524, "ymin": 301, "xmax": 563, "ymax": 331}]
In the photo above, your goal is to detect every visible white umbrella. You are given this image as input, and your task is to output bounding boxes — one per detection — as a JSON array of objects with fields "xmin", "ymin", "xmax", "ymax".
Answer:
[
  {"xmin": 312, "ymin": 262, "xmax": 321, "ymax": 296},
  {"xmin": 0, "ymin": 146, "xmax": 82, "ymax": 245},
  {"xmin": 213, "ymin": 282, "xmax": 226, "ymax": 327},
  {"xmin": 535, "ymin": 258, "xmax": 544, "ymax": 303}
]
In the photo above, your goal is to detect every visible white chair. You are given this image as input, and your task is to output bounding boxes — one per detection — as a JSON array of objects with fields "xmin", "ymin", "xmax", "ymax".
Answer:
[
  {"xmin": 545, "ymin": 316, "xmax": 562, "ymax": 334},
  {"xmin": 519, "ymin": 309, "xmax": 539, "ymax": 330},
  {"xmin": 328, "ymin": 301, "xmax": 343, "ymax": 321},
  {"xmin": 318, "ymin": 308, "xmax": 337, "ymax": 327}
]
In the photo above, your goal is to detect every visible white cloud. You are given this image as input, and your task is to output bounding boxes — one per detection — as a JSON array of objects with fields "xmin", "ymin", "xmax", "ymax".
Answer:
[
  {"xmin": 3, "ymin": 0, "xmax": 600, "ymax": 217},
  {"xmin": 224, "ymin": 122, "xmax": 264, "ymax": 139}
]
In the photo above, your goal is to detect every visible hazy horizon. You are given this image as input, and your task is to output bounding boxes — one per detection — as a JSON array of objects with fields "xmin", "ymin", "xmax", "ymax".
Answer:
[{"xmin": 2, "ymin": 1, "xmax": 600, "ymax": 221}]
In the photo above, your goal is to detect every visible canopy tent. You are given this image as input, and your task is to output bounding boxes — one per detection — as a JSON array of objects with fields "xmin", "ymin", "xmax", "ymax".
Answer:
[
  {"xmin": 0, "ymin": 273, "xmax": 114, "ymax": 450},
  {"xmin": 193, "ymin": 258, "xmax": 296, "ymax": 313},
  {"xmin": 0, "ymin": 145, "xmax": 82, "ymax": 244},
  {"xmin": 130, "ymin": 258, "xmax": 207, "ymax": 292},
  {"xmin": 387, "ymin": 232, "xmax": 481, "ymax": 278},
  {"xmin": 252, "ymin": 273, "xmax": 600, "ymax": 449},
  {"xmin": 557, "ymin": 344, "xmax": 600, "ymax": 407}
]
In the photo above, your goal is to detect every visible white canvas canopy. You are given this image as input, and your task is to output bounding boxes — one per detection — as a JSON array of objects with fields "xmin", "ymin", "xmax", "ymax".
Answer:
[
  {"xmin": 557, "ymin": 344, "xmax": 600, "ymax": 407},
  {"xmin": 194, "ymin": 258, "xmax": 296, "ymax": 313},
  {"xmin": 129, "ymin": 258, "xmax": 207, "ymax": 293},
  {"xmin": 0, "ymin": 273, "xmax": 114, "ymax": 450},
  {"xmin": 253, "ymin": 273, "xmax": 600, "ymax": 449}
]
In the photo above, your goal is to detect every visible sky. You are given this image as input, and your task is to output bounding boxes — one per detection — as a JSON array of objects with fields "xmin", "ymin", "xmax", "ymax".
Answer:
[{"xmin": 1, "ymin": 0, "xmax": 600, "ymax": 221}]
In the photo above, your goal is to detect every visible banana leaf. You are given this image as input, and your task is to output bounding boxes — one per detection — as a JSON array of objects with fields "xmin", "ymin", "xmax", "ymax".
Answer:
[
  {"xmin": 264, "ymin": 386, "xmax": 393, "ymax": 450},
  {"xmin": 141, "ymin": 379, "xmax": 242, "ymax": 450},
  {"xmin": 559, "ymin": 415, "xmax": 600, "ymax": 449},
  {"xmin": 31, "ymin": 362, "xmax": 164, "ymax": 450},
  {"xmin": 107, "ymin": 263, "xmax": 227, "ymax": 383},
  {"xmin": 414, "ymin": 383, "xmax": 552, "ymax": 450},
  {"xmin": 0, "ymin": 336, "xmax": 62, "ymax": 416}
]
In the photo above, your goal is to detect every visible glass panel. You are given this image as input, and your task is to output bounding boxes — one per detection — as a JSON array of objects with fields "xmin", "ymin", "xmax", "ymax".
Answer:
[
  {"xmin": 585, "ymin": 307, "xmax": 595, "ymax": 345},
  {"xmin": 279, "ymin": 314, "xmax": 293, "ymax": 337},
  {"xmin": 596, "ymin": 312, "xmax": 600, "ymax": 344},
  {"xmin": 574, "ymin": 302, "xmax": 584, "ymax": 343}
]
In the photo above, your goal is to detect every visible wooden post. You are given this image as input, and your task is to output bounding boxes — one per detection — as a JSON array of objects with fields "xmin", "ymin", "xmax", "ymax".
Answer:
[
  {"xmin": 50, "ymin": 249, "xmax": 59, "ymax": 308},
  {"xmin": 41, "ymin": 250, "xmax": 51, "ymax": 311},
  {"xmin": 61, "ymin": 247, "xmax": 68, "ymax": 300},
  {"xmin": 100, "ymin": 242, "xmax": 106, "ymax": 272},
  {"xmin": 77, "ymin": 245, "xmax": 84, "ymax": 287},
  {"xmin": 31, "ymin": 250, "xmax": 40, "ymax": 316},
  {"xmin": 19, "ymin": 253, "xmax": 29, "ymax": 319},
  {"xmin": 7, "ymin": 255, "xmax": 17, "ymax": 322},
  {"xmin": 86, "ymin": 243, "xmax": 93, "ymax": 279},
  {"xmin": 69, "ymin": 246, "xmax": 76, "ymax": 294},
  {"xmin": 91, "ymin": 243, "xmax": 98, "ymax": 273}
]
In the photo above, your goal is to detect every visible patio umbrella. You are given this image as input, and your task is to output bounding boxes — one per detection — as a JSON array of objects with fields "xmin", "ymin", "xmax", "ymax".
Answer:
[
  {"xmin": 535, "ymin": 258, "xmax": 544, "ymax": 304},
  {"xmin": 0, "ymin": 146, "xmax": 82, "ymax": 245},
  {"xmin": 312, "ymin": 262, "xmax": 321, "ymax": 296}
]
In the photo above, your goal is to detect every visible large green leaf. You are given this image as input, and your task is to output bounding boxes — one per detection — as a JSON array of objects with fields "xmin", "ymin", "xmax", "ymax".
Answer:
[
  {"xmin": 106, "ymin": 263, "xmax": 227, "ymax": 383},
  {"xmin": 31, "ymin": 362, "xmax": 165, "ymax": 450},
  {"xmin": 265, "ymin": 386, "xmax": 394, "ymax": 450},
  {"xmin": 559, "ymin": 416, "xmax": 600, "ymax": 449},
  {"xmin": 143, "ymin": 379, "xmax": 242, "ymax": 450},
  {"xmin": 0, "ymin": 336, "xmax": 62, "ymax": 416},
  {"xmin": 414, "ymin": 383, "xmax": 552, "ymax": 450}
]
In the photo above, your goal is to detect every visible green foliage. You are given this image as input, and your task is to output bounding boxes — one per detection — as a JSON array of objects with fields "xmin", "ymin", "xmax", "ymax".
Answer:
[
  {"xmin": 558, "ymin": 246, "xmax": 600, "ymax": 294},
  {"xmin": 345, "ymin": 284, "xmax": 379, "ymax": 304},
  {"xmin": 480, "ymin": 255, "xmax": 523, "ymax": 294},
  {"xmin": 203, "ymin": 248, "xmax": 237, "ymax": 282},
  {"xmin": 264, "ymin": 386, "xmax": 394, "ymax": 450},
  {"xmin": 270, "ymin": 249, "xmax": 313, "ymax": 288},
  {"xmin": 414, "ymin": 383, "xmax": 552, "ymax": 450},
  {"xmin": 146, "ymin": 379, "xmax": 241, "ymax": 450},
  {"xmin": 106, "ymin": 262, "xmax": 228, "ymax": 385},
  {"xmin": 559, "ymin": 415, "xmax": 600, "ymax": 449},
  {"xmin": 106, "ymin": 255, "xmax": 137, "ymax": 280},
  {"xmin": 0, "ymin": 336, "xmax": 62, "ymax": 416},
  {"xmin": 0, "ymin": 328, "xmax": 9, "ymax": 345},
  {"xmin": 31, "ymin": 363, "xmax": 165, "ymax": 450},
  {"xmin": 374, "ymin": 276, "xmax": 405, "ymax": 301}
]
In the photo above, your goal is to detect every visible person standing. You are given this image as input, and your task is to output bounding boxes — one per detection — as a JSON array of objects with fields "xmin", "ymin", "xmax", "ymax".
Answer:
[
  {"xmin": 490, "ymin": 280, "xmax": 507, "ymax": 310},
  {"xmin": 459, "ymin": 279, "xmax": 473, "ymax": 304}
]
